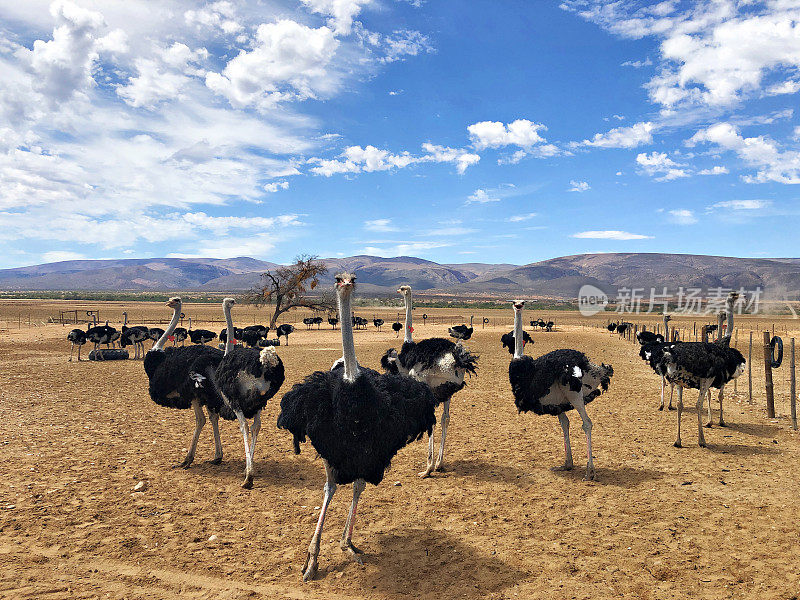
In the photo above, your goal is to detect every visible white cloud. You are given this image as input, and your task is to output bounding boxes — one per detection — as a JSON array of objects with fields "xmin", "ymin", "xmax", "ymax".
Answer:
[
  {"xmin": 766, "ymin": 80, "xmax": 800, "ymax": 96},
  {"xmin": 668, "ymin": 209, "xmax": 697, "ymax": 224},
  {"xmin": 507, "ymin": 212, "xmax": 537, "ymax": 222},
  {"xmin": 709, "ymin": 199, "xmax": 771, "ymax": 210},
  {"xmin": 466, "ymin": 189, "xmax": 499, "ymax": 204},
  {"xmin": 299, "ymin": 0, "xmax": 371, "ymax": 35},
  {"xmin": 42, "ymin": 250, "xmax": 86, "ymax": 263},
  {"xmin": 698, "ymin": 165, "xmax": 729, "ymax": 175},
  {"xmin": 468, "ymin": 119, "xmax": 547, "ymax": 150},
  {"xmin": 568, "ymin": 180, "xmax": 590, "ymax": 192},
  {"xmin": 309, "ymin": 143, "xmax": 479, "ymax": 176},
  {"xmin": 381, "ymin": 29, "xmax": 434, "ymax": 63},
  {"xmin": 572, "ymin": 230, "xmax": 654, "ymax": 240},
  {"xmin": 688, "ymin": 122, "xmax": 800, "ymax": 184},
  {"xmin": 636, "ymin": 152, "xmax": 690, "ymax": 181},
  {"xmin": 263, "ymin": 181, "xmax": 290, "ymax": 193},
  {"xmin": 364, "ymin": 218, "xmax": 397, "ymax": 232},
  {"xmin": 575, "ymin": 122, "xmax": 655, "ymax": 149},
  {"xmin": 185, "ymin": 1, "xmax": 243, "ymax": 35},
  {"xmin": 362, "ymin": 240, "xmax": 452, "ymax": 256}
]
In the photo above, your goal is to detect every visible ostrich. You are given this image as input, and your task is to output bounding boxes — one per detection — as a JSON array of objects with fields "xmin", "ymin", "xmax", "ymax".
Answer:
[
  {"xmin": 545, "ymin": 320, "xmax": 554, "ymax": 332},
  {"xmin": 213, "ymin": 298, "xmax": 285, "ymax": 488},
  {"xmin": 303, "ymin": 317, "xmax": 316, "ymax": 330},
  {"xmin": 143, "ymin": 298, "xmax": 225, "ymax": 469},
  {"xmin": 616, "ymin": 322, "xmax": 630, "ymax": 337},
  {"xmin": 86, "ymin": 321, "xmax": 116, "ymax": 353},
  {"xmin": 278, "ymin": 273, "xmax": 436, "ymax": 581},
  {"xmin": 328, "ymin": 316, "xmax": 338, "ymax": 329},
  {"xmin": 705, "ymin": 292, "xmax": 740, "ymax": 427},
  {"xmin": 173, "ymin": 326, "xmax": 188, "ymax": 346},
  {"xmin": 120, "ymin": 325, "xmax": 149, "ymax": 359},
  {"xmin": 148, "ymin": 327, "xmax": 165, "ymax": 348},
  {"xmin": 639, "ymin": 314, "xmax": 672, "ymax": 410},
  {"xmin": 381, "ymin": 285, "xmax": 478, "ymax": 478},
  {"xmin": 501, "ymin": 329, "xmax": 532, "ymax": 355},
  {"xmin": 373, "ymin": 317, "xmax": 384, "ymax": 331},
  {"xmin": 220, "ymin": 326, "xmax": 244, "ymax": 344},
  {"xmin": 391, "ymin": 318, "xmax": 402, "ymax": 337},
  {"xmin": 657, "ymin": 335, "xmax": 745, "ymax": 447},
  {"xmin": 276, "ymin": 323, "xmax": 294, "ymax": 345},
  {"xmin": 312, "ymin": 316, "xmax": 324, "ymax": 329},
  {"xmin": 448, "ymin": 316, "xmax": 474, "ymax": 341},
  {"xmin": 241, "ymin": 325, "xmax": 267, "ymax": 348},
  {"xmin": 67, "ymin": 325, "xmax": 88, "ymax": 361},
  {"xmin": 607, "ymin": 322, "xmax": 617, "ymax": 333},
  {"xmin": 188, "ymin": 318, "xmax": 217, "ymax": 345},
  {"xmin": 508, "ymin": 300, "xmax": 613, "ymax": 480}
]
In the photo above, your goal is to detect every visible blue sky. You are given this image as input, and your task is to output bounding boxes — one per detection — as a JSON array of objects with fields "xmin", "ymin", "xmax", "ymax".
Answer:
[{"xmin": 1, "ymin": 0, "xmax": 799, "ymax": 269}]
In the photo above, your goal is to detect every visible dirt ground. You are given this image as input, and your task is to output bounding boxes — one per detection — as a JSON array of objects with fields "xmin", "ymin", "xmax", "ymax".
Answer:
[{"xmin": 1, "ymin": 301, "xmax": 799, "ymax": 599}]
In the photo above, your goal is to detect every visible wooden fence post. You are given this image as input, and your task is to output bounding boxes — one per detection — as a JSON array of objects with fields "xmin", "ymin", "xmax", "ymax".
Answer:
[
  {"xmin": 748, "ymin": 332, "xmax": 753, "ymax": 404},
  {"xmin": 791, "ymin": 338, "xmax": 797, "ymax": 431},
  {"xmin": 763, "ymin": 331, "xmax": 775, "ymax": 418}
]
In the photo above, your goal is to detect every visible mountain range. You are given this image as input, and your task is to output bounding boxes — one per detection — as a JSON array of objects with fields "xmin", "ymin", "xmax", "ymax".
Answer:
[{"xmin": 1, "ymin": 253, "xmax": 799, "ymax": 299}]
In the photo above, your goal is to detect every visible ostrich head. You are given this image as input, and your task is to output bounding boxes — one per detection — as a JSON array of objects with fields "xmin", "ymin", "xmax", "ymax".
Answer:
[
  {"xmin": 166, "ymin": 297, "xmax": 181, "ymax": 309},
  {"xmin": 397, "ymin": 285, "xmax": 411, "ymax": 297},
  {"xmin": 223, "ymin": 297, "xmax": 236, "ymax": 309},
  {"xmin": 512, "ymin": 299, "xmax": 525, "ymax": 312},
  {"xmin": 335, "ymin": 272, "xmax": 356, "ymax": 296}
]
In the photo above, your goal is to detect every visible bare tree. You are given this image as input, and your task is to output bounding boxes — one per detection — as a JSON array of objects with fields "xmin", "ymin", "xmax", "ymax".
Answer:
[{"xmin": 244, "ymin": 255, "xmax": 333, "ymax": 329}]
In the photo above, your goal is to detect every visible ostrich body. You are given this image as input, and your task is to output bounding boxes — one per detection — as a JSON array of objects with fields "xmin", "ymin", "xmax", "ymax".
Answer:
[
  {"xmin": 67, "ymin": 326, "xmax": 88, "ymax": 361},
  {"xmin": 188, "ymin": 318, "xmax": 217, "ymax": 345},
  {"xmin": 373, "ymin": 318, "xmax": 384, "ymax": 331},
  {"xmin": 501, "ymin": 329, "xmax": 532, "ymax": 355},
  {"xmin": 657, "ymin": 337, "xmax": 745, "ymax": 447},
  {"xmin": 86, "ymin": 321, "xmax": 117, "ymax": 352},
  {"xmin": 219, "ymin": 326, "xmax": 243, "ymax": 344},
  {"xmin": 143, "ymin": 298, "xmax": 225, "ymax": 469},
  {"xmin": 278, "ymin": 273, "xmax": 436, "ymax": 581},
  {"xmin": 172, "ymin": 327, "xmax": 188, "ymax": 346},
  {"xmin": 120, "ymin": 326, "xmax": 149, "ymax": 359},
  {"xmin": 148, "ymin": 328, "xmax": 165, "ymax": 348},
  {"xmin": 448, "ymin": 316, "xmax": 474, "ymax": 341},
  {"xmin": 328, "ymin": 317, "xmax": 339, "ymax": 329},
  {"xmin": 212, "ymin": 299, "xmax": 285, "ymax": 488},
  {"xmin": 639, "ymin": 314, "xmax": 673, "ymax": 410},
  {"xmin": 276, "ymin": 324, "xmax": 294, "ymax": 345},
  {"xmin": 607, "ymin": 323, "xmax": 617, "ymax": 333},
  {"xmin": 616, "ymin": 323, "xmax": 630, "ymax": 337},
  {"xmin": 508, "ymin": 301, "xmax": 613, "ymax": 480},
  {"xmin": 391, "ymin": 319, "xmax": 402, "ymax": 337},
  {"xmin": 241, "ymin": 325, "xmax": 268, "ymax": 348},
  {"xmin": 380, "ymin": 286, "xmax": 477, "ymax": 478},
  {"xmin": 303, "ymin": 317, "xmax": 316, "ymax": 330}
]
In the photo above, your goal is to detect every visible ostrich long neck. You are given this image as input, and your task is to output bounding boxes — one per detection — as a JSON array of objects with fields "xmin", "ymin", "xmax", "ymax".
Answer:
[
  {"xmin": 513, "ymin": 308, "xmax": 524, "ymax": 359},
  {"xmin": 725, "ymin": 295, "xmax": 735, "ymax": 337},
  {"xmin": 717, "ymin": 311, "xmax": 725, "ymax": 341},
  {"xmin": 663, "ymin": 315, "xmax": 669, "ymax": 341},
  {"xmin": 154, "ymin": 305, "xmax": 181, "ymax": 351},
  {"xmin": 403, "ymin": 292, "xmax": 413, "ymax": 343},
  {"xmin": 224, "ymin": 304, "xmax": 234, "ymax": 356},
  {"xmin": 338, "ymin": 288, "xmax": 359, "ymax": 381}
]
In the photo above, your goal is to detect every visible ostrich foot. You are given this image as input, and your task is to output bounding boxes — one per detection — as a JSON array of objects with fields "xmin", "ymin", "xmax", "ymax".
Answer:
[
  {"xmin": 583, "ymin": 468, "xmax": 596, "ymax": 481},
  {"xmin": 704, "ymin": 422, "xmax": 713, "ymax": 428},
  {"xmin": 172, "ymin": 457, "xmax": 194, "ymax": 469},
  {"xmin": 301, "ymin": 551, "xmax": 319, "ymax": 582},
  {"xmin": 340, "ymin": 541, "xmax": 365, "ymax": 565},
  {"xmin": 241, "ymin": 471, "xmax": 254, "ymax": 489},
  {"xmin": 698, "ymin": 440, "xmax": 707, "ymax": 448},
  {"xmin": 658, "ymin": 405, "xmax": 664, "ymax": 411},
  {"xmin": 551, "ymin": 463, "xmax": 573, "ymax": 472},
  {"xmin": 673, "ymin": 440, "xmax": 682, "ymax": 448},
  {"xmin": 418, "ymin": 465, "xmax": 434, "ymax": 478},
  {"xmin": 718, "ymin": 419, "xmax": 727, "ymax": 427},
  {"xmin": 433, "ymin": 462, "xmax": 446, "ymax": 472},
  {"xmin": 667, "ymin": 405, "xmax": 676, "ymax": 411},
  {"xmin": 207, "ymin": 456, "xmax": 222, "ymax": 465}
]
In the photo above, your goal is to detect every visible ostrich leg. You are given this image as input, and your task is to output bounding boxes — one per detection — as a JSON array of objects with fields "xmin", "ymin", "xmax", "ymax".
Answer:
[
  {"xmin": 553, "ymin": 412, "xmax": 574, "ymax": 471},
  {"xmin": 174, "ymin": 400, "xmax": 205, "ymax": 468},
  {"xmin": 69, "ymin": 344, "xmax": 75, "ymax": 362},
  {"xmin": 659, "ymin": 376, "xmax": 665, "ymax": 410},
  {"xmin": 248, "ymin": 410, "xmax": 262, "ymax": 464},
  {"xmin": 569, "ymin": 393, "xmax": 594, "ymax": 480},
  {"xmin": 340, "ymin": 478, "xmax": 366, "ymax": 564},
  {"xmin": 697, "ymin": 385, "xmax": 708, "ymax": 447},
  {"xmin": 419, "ymin": 428, "xmax": 436, "ymax": 478},
  {"xmin": 234, "ymin": 410, "xmax": 255, "ymax": 489},
  {"xmin": 303, "ymin": 461, "xmax": 337, "ymax": 582},
  {"xmin": 434, "ymin": 399, "xmax": 450, "ymax": 471},
  {"xmin": 208, "ymin": 410, "xmax": 223, "ymax": 464},
  {"xmin": 674, "ymin": 387, "xmax": 684, "ymax": 448},
  {"xmin": 717, "ymin": 385, "xmax": 726, "ymax": 427},
  {"xmin": 705, "ymin": 388, "xmax": 714, "ymax": 428}
]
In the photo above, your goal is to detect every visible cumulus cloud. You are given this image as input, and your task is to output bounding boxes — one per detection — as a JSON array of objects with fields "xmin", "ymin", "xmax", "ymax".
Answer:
[
  {"xmin": 568, "ymin": 180, "xmax": 590, "ymax": 192},
  {"xmin": 299, "ymin": 0, "xmax": 372, "ymax": 35},
  {"xmin": 468, "ymin": 119, "xmax": 547, "ymax": 150},
  {"xmin": 263, "ymin": 181, "xmax": 290, "ymax": 193},
  {"xmin": 572, "ymin": 230, "xmax": 654, "ymax": 240},
  {"xmin": 636, "ymin": 152, "xmax": 690, "ymax": 181},
  {"xmin": 709, "ymin": 199, "xmax": 771, "ymax": 210},
  {"xmin": 668, "ymin": 209, "xmax": 697, "ymax": 224},
  {"xmin": 465, "ymin": 189, "xmax": 499, "ymax": 204},
  {"xmin": 574, "ymin": 122, "xmax": 655, "ymax": 149},
  {"xmin": 308, "ymin": 143, "xmax": 479, "ymax": 176},
  {"xmin": 364, "ymin": 218, "xmax": 398, "ymax": 232},
  {"xmin": 698, "ymin": 165, "xmax": 729, "ymax": 175}
]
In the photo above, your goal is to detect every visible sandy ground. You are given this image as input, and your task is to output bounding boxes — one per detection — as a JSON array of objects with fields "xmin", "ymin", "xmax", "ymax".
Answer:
[{"xmin": 1, "ymin": 302, "xmax": 800, "ymax": 599}]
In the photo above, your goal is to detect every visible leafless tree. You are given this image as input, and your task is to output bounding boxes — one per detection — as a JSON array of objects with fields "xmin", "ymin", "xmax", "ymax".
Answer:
[{"xmin": 244, "ymin": 255, "xmax": 333, "ymax": 329}]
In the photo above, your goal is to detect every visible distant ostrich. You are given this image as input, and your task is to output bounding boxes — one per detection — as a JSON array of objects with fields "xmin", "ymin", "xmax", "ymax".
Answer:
[
  {"xmin": 545, "ymin": 320, "xmax": 554, "ymax": 332},
  {"xmin": 607, "ymin": 323, "xmax": 617, "ymax": 333},
  {"xmin": 143, "ymin": 298, "xmax": 225, "ymax": 469},
  {"xmin": 173, "ymin": 326, "xmax": 188, "ymax": 346},
  {"xmin": 303, "ymin": 317, "xmax": 316, "ymax": 330},
  {"xmin": 119, "ymin": 312, "xmax": 150, "ymax": 359},
  {"xmin": 657, "ymin": 335, "xmax": 745, "ymax": 447},
  {"xmin": 638, "ymin": 314, "xmax": 671, "ymax": 410},
  {"xmin": 449, "ymin": 316, "xmax": 474, "ymax": 341},
  {"xmin": 373, "ymin": 317, "xmax": 384, "ymax": 331},
  {"xmin": 508, "ymin": 300, "xmax": 613, "ymax": 480},
  {"xmin": 276, "ymin": 323, "xmax": 294, "ymax": 345},
  {"xmin": 67, "ymin": 325, "xmax": 88, "ymax": 361},
  {"xmin": 188, "ymin": 317, "xmax": 217, "ymax": 345},
  {"xmin": 312, "ymin": 316, "xmax": 324, "ymax": 329},
  {"xmin": 381, "ymin": 285, "xmax": 478, "ymax": 478},
  {"xmin": 391, "ymin": 318, "xmax": 402, "ymax": 337},
  {"xmin": 86, "ymin": 321, "xmax": 116, "ymax": 353},
  {"xmin": 501, "ymin": 329, "xmax": 532, "ymax": 355},
  {"xmin": 220, "ymin": 326, "xmax": 244, "ymax": 344},
  {"xmin": 241, "ymin": 325, "xmax": 267, "ymax": 348},
  {"xmin": 616, "ymin": 322, "xmax": 630, "ymax": 337},
  {"xmin": 352, "ymin": 316, "xmax": 368, "ymax": 330},
  {"xmin": 328, "ymin": 316, "xmax": 338, "ymax": 329},
  {"xmin": 278, "ymin": 273, "xmax": 436, "ymax": 580},
  {"xmin": 213, "ymin": 298, "xmax": 285, "ymax": 488},
  {"xmin": 148, "ymin": 328, "xmax": 165, "ymax": 348}
]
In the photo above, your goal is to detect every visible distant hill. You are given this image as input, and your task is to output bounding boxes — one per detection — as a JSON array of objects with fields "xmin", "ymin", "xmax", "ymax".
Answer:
[{"xmin": 1, "ymin": 253, "xmax": 799, "ymax": 299}]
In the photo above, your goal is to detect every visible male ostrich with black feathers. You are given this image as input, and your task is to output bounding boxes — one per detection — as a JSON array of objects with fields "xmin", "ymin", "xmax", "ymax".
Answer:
[
  {"xmin": 143, "ymin": 298, "xmax": 225, "ymax": 469},
  {"xmin": 67, "ymin": 325, "xmax": 88, "ymax": 361},
  {"xmin": 508, "ymin": 300, "xmax": 613, "ymax": 480},
  {"xmin": 278, "ymin": 273, "xmax": 436, "ymax": 581},
  {"xmin": 637, "ymin": 314, "xmax": 671, "ymax": 410},
  {"xmin": 213, "ymin": 298, "xmax": 285, "ymax": 488},
  {"xmin": 276, "ymin": 323, "xmax": 294, "ymax": 345},
  {"xmin": 448, "ymin": 315, "xmax": 474, "ymax": 341},
  {"xmin": 501, "ymin": 329, "xmax": 532, "ymax": 354},
  {"xmin": 381, "ymin": 285, "xmax": 478, "ymax": 478}
]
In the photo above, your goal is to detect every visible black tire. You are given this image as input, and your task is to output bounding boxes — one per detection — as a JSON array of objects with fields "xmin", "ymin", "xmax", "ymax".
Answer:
[
  {"xmin": 483, "ymin": 318, "xmax": 490, "ymax": 324},
  {"xmin": 770, "ymin": 336, "xmax": 783, "ymax": 368},
  {"xmin": 88, "ymin": 349, "xmax": 130, "ymax": 361}
]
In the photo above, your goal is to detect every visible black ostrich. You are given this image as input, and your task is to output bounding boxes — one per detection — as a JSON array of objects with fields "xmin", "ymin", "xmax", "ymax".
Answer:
[
  {"xmin": 606, "ymin": 322, "xmax": 617, "ymax": 333},
  {"xmin": 448, "ymin": 315, "xmax": 474, "ymax": 341},
  {"xmin": 86, "ymin": 320, "xmax": 117, "ymax": 353},
  {"xmin": 638, "ymin": 314, "xmax": 671, "ymax": 410},
  {"xmin": 212, "ymin": 298, "xmax": 285, "ymax": 488},
  {"xmin": 276, "ymin": 323, "xmax": 294, "ymax": 345},
  {"xmin": 278, "ymin": 273, "xmax": 436, "ymax": 581},
  {"xmin": 67, "ymin": 325, "xmax": 88, "ymax": 361},
  {"xmin": 391, "ymin": 318, "xmax": 402, "ymax": 337},
  {"xmin": 501, "ymin": 329, "xmax": 532, "ymax": 355},
  {"xmin": 636, "ymin": 331, "xmax": 664, "ymax": 345},
  {"xmin": 545, "ymin": 320, "xmax": 554, "ymax": 332},
  {"xmin": 143, "ymin": 298, "xmax": 225, "ymax": 469},
  {"xmin": 187, "ymin": 317, "xmax": 217, "ymax": 345},
  {"xmin": 373, "ymin": 317, "xmax": 384, "ymax": 331},
  {"xmin": 508, "ymin": 301, "xmax": 613, "ymax": 480},
  {"xmin": 312, "ymin": 316, "xmax": 323, "ymax": 329},
  {"xmin": 616, "ymin": 322, "xmax": 630, "ymax": 337},
  {"xmin": 173, "ymin": 326, "xmax": 188, "ymax": 346},
  {"xmin": 120, "ymin": 325, "xmax": 149, "ymax": 359},
  {"xmin": 241, "ymin": 325, "xmax": 268, "ymax": 348},
  {"xmin": 328, "ymin": 316, "xmax": 338, "ymax": 329},
  {"xmin": 303, "ymin": 317, "xmax": 316, "ymax": 330},
  {"xmin": 656, "ymin": 337, "xmax": 745, "ymax": 447},
  {"xmin": 220, "ymin": 326, "xmax": 244, "ymax": 344},
  {"xmin": 148, "ymin": 327, "xmax": 165, "ymax": 348},
  {"xmin": 380, "ymin": 285, "xmax": 478, "ymax": 478}
]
